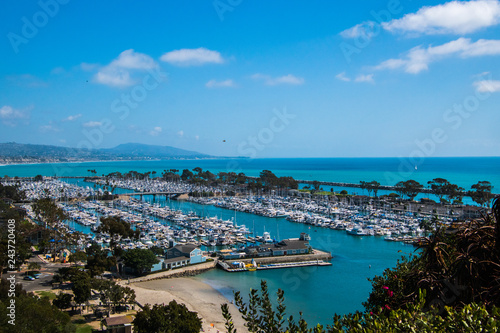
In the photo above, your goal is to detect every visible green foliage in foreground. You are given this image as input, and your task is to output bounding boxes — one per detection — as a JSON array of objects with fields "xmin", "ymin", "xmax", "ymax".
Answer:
[
  {"xmin": 0, "ymin": 279, "xmax": 75, "ymax": 333},
  {"xmin": 222, "ymin": 284, "xmax": 500, "ymax": 333},
  {"xmin": 133, "ymin": 300, "xmax": 202, "ymax": 333}
]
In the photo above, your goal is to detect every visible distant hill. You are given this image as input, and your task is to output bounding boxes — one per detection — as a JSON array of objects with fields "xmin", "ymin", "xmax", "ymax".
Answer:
[
  {"xmin": 102, "ymin": 143, "xmax": 210, "ymax": 158},
  {"xmin": 0, "ymin": 142, "xmax": 211, "ymax": 164}
]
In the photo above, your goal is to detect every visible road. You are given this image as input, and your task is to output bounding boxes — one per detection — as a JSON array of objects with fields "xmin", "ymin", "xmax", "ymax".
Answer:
[{"xmin": 9, "ymin": 254, "xmax": 69, "ymax": 292}]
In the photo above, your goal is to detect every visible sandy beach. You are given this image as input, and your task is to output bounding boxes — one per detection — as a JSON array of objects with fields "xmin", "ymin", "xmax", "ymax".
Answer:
[{"xmin": 130, "ymin": 278, "xmax": 249, "ymax": 332}]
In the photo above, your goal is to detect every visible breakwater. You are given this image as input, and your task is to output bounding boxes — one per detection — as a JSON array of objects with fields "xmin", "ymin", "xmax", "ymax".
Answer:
[{"xmin": 120, "ymin": 261, "xmax": 216, "ymax": 284}]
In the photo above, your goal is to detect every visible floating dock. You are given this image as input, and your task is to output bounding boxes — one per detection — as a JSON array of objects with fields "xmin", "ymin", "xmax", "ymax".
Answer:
[{"xmin": 218, "ymin": 259, "xmax": 332, "ymax": 272}]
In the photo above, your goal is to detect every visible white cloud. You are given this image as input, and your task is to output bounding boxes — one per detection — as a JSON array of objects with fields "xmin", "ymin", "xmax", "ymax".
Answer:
[
  {"xmin": 0, "ymin": 106, "xmax": 26, "ymax": 119},
  {"xmin": 39, "ymin": 124, "xmax": 60, "ymax": 133},
  {"xmin": 336, "ymin": 72, "xmax": 374, "ymax": 83},
  {"xmin": 206, "ymin": 79, "xmax": 235, "ymax": 88},
  {"xmin": 80, "ymin": 62, "xmax": 98, "ymax": 71},
  {"xmin": 474, "ymin": 79, "xmax": 500, "ymax": 92},
  {"xmin": 150, "ymin": 126, "xmax": 162, "ymax": 136},
  {"xmin": 0, "ymin": 105, "xmax": 29, "ymax": 126},
  {"xmin": 355, "ymin": 74, "xmax": 374, "ymax": 83},
  {"xmin": 383, "ymin": 0, "xmax": 500, "ymax": 35},
  {"xmin": 340, "ymin": 21, "xmax": 377, "ymax": 39},
  {"xmin": 93, "ymin": 49, "xmax": 157, "ymax": 87},
  {"xmin": 7, "ymin": 74, "xmax": 47, "ymax": 88},
  {"xmin": 251, "ymin": 73, "xmax": 304, "ymax": 86},
  {"xmin": 95, "ymin": 70, "xmax": 133, "ymax": 87},
  {"xmin": 195, "ymin": 135, "xmax": 200, "ymax": 140},
  {"xmin": 177, "ymin": 130, "xmax": 184, "ymax": 137},
  {"xmin": 63, "ymin": 114, "xmax": 82, "ymax": 121},
  {"xmin": 83, "ymin": 121, "xmax": 102, "ymax": 128},
  {"xmin": 335, "ymin": 72, "xmax": 351, "ymax": 82},
  {"xmin": 161, "ymin": 48, "xmax": 224, "ymax": 66},
  {"xmin": 110, "ymin": 49, "xmax": 157, "ymax": 69},
  {"xmin": 51, "ymin": 67, "xmax": 66, "ymax": 75},
  {"xmin": 375, "ymin": 38, "xmax": 500, "ymax": 74}
]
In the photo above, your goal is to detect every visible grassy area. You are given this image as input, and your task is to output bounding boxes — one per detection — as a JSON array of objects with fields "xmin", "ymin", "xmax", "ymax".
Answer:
[
  {"xmin": 75, "ymin": 324, "xmax": 94, "ymax": 333},
  {"xmin": 313, "ymin": 191, "xmax": 335, "ymax": 196},
  {"xmin": 36, "ymin": 290, "xmax": 57, "ymax": 300}
]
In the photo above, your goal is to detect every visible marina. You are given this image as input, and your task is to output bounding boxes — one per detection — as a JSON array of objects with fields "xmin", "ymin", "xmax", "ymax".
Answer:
[{"xmin": 1, "ymin": 158, "xmax": 498, "ymax": 325}]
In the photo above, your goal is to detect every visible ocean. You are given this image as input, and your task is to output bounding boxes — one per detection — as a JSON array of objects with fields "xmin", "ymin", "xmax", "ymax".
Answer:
[
  {"xmin": 1, "ymin": 157, "xmax": 499, "ymax": 326},
  {"xmin": 2, "ymin": 157, "xmax": 499, "ymax": 190}
]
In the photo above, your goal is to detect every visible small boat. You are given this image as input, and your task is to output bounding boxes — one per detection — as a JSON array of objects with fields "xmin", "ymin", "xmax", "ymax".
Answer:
[{"xmin": 347, "ymin": 227, "xmax": 368, "ymax": 236}]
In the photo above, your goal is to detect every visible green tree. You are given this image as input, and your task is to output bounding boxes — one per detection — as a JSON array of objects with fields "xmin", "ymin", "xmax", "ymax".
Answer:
[
  {"xmin": 427, "ymin": 178, "xmax": 450, "ymax": 202},
  {"xmin": 312, "ymin": 181, "xmax": 321, "ymax": 191},
  {"xmin": 68, "ymin": 250, "xmax": 87, "ymax": 265},
  {"xmin": 469, "ymin": 181, "xmax": 494, "ymax": 207},
  {"xmin": 52, "ymin": 292, "xmax": 73, "ymax": 310},
  {"xmin": 223, "ymin": 280, "xmax": 310, "ymax": 333},
  {"xmin": 97, "ymin": 216, "xmax": 139, "ymax": 248},
  {"xmin": 85, "ymin": 244, "xmax": 116, "ymax": 277},
  {"xmin": 394, "ymin": 180, "xmax": 423, "ymax": 201},
  {"xmin": 27, "ymin": 262, "xmax": 41, "ymax": 273},
  {"xmin": 0, "ymin": 278, "xmax": 75, "ymax": 332},
  {"xmin": 133, "ymin": 301, "xmax": 202, "ymax": 333},
  {"xmin": 122, "ymin": 248, "xmax": 159, "ymax": 275},
  {"xmin": 181, "ymin": 169, "xmax": 194, "ymax": 181},
  {"xmin": 367, "ymin": 181, "xmax": 381, "ymax": 197},
  {"xmin": 149, "ymin": 245, "xmax": 165, "ymax": 256},
  {"xmin": 32, "ymin": 198, "xmax": 69, "ymax": 261},
  {"xmin": 72, "ymin": 272, "xmax": 91, "ymax": 311}
]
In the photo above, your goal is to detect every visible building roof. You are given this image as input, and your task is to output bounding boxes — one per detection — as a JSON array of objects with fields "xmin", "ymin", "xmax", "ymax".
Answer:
[
  {"xmin": 163, "ymin": 255, "xmax": 190, "ymax": 264},
  {"xmin": 170, "ymin": 244, "xmax": 197, "ymax": 254},
  {"xmin": 104, "ymin": 315, "xmax": 133, "ymax": 327},
  {"xmin": 259, "ymin": 239, "xmax": 309, "ymax": 252}
]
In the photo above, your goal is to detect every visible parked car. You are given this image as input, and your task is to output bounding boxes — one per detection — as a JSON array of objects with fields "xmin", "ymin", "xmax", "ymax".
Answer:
[{"xmin": 23, "ymin": 276, "xmax": 35, "ymax": 281}]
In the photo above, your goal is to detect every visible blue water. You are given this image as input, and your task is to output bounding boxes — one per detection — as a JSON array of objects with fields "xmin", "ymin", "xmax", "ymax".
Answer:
[
  {"xmin": 2, "ymin": 157, "xmax": 498, "ymax": 326},
  {"xmin": 159, "ymin": 199, "xmax": 411, "ymax": 326},
  {"xmin": 2, "ymin": 157, "xmax": 499, "ymax": 190}
]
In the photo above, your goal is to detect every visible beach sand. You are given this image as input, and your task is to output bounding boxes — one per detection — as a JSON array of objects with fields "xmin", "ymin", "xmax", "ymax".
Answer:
[{"xmin": 130, "ymin": 278, "xmax": 249, "ymax": 332}]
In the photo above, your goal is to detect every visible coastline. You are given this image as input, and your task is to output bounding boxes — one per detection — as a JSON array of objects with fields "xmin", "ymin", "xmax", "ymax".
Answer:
[
  {"xmin": 129, "ymin": 277, "xmax": 249, "ymax": 332},
  {"xmin": 0, "ymin": 157, "xmax": 232, "ymax": 168}
]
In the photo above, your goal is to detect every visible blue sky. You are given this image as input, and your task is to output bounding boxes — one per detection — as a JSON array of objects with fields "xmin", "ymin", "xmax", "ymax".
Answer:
[{"xmin": 1, "ymin": 0, "xmax": 499, "ymax": 158}]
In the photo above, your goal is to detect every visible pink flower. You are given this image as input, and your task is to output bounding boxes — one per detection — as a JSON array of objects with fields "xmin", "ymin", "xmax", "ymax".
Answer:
[
  {"xmin": 382, "ymin": 286, "xmax": 389, "ymax": 290},
  {"xmin": 385, "ymin": 305, "xmax": 391, "ymax": 310},
  {"xmin": 388, "ymin": 290, "xmax": 394, "ymax": 297}
]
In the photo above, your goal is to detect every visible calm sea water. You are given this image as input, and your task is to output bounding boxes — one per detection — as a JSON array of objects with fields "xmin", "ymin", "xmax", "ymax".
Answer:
[
  {"xmin": 1, "ymin": 157, "xmax": 498, "ymax": 326},
  {"xmin": 2, "ymin": 157, "xmax": 499, "ymax": 190}
]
